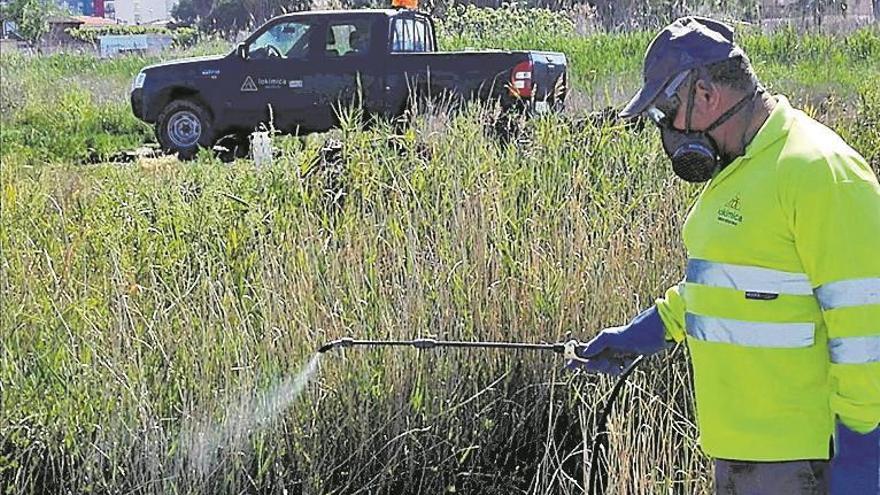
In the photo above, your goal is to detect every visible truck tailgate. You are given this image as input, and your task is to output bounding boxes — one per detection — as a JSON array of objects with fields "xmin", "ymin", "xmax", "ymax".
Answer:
[{"xmin": 529, "ymin": 51, "xmax": 567, "ymax": 102}]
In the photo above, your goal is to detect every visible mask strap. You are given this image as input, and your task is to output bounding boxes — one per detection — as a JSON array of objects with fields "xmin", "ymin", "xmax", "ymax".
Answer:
[
  {"xmin": 705, "ymin": 86, "xmax": 764, "ymax": 133},
  {"xmin": 685, "ymin": 71, "xmax": 696, "ymax": 132}
]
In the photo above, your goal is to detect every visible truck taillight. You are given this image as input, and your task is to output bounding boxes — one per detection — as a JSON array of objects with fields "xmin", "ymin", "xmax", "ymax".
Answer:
[{"xmin": 510, "ymin": 61, "xmax": 533, "ymax": 98}]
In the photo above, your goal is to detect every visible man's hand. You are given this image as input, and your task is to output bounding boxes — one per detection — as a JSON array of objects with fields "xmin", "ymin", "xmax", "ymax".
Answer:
[{"xmin": 567, "ymin": 306, "xmax": 668, "ymax": 375}]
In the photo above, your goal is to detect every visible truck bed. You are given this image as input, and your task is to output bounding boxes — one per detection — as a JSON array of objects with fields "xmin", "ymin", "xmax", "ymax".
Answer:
[{"xmin": 384, "ymin": 50, "xmax": 567, "ymax": 113}]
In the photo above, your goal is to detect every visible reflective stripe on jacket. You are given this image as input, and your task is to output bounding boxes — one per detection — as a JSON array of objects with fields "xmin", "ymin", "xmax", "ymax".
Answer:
[{"xmin": 656, "ymin": 95, "xmax": 880, "ymax": 461}]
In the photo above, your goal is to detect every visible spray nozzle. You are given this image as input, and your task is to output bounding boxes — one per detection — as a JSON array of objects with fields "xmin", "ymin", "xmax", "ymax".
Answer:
[
  {"xmin": 316, "ymin": 342, "xmax": 336, "ymax": 353},
  {"xmin": 317, "ymin": 337, "xmax": 355, "ymax": 353}
]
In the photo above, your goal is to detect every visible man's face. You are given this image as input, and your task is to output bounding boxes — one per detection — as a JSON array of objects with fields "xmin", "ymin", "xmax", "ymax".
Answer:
[{"xmin": 651, "ymin": 72, "xmax": 724, "ymax": 133}]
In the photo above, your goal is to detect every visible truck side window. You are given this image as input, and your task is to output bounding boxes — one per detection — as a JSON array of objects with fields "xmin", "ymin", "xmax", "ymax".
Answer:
[
  {"xmin": 416, "ymin": 18, "xmax": 433, "ymax": 51},
  {"xmin": 392, "ymin": 20, "xmax": 405, "ymax": 52},
  {"xmin": 249, "ymin": 21, "xmax": 314, "ymax": 60},
  {"xmin": 413, "ymin": 19, "xmax": 425, "ymax": 52},
  {"xmin": 392, "ymin": 18, "xmax": 431, "ymax": 53},
  {"xmin": 391, "ymin": 19, "xmax": 417, "ymax": 52},
  {"xmin": 404, "ymin": 20, "xmax": 415, "ymax": 51},
  {"xmin": 326, "ymin": 20, "xmax": 372, "ymax": 57}
]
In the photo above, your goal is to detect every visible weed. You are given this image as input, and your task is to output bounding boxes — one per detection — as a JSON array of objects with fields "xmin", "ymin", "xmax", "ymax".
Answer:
[{"xmin": 1, "ymin": 17, "xmax": 878, "ymax": 495}]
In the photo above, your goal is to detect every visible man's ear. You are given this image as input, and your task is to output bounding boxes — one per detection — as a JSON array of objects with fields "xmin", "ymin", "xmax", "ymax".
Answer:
[{"xmin": 693, "ymin": 78, "xmax": 721, "ymax": 112}]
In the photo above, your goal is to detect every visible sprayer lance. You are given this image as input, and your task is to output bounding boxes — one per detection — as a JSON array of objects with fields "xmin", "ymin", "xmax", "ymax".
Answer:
[{"xmin": 317, "ymin": 337, "xmax": 591, "ymax": 364}]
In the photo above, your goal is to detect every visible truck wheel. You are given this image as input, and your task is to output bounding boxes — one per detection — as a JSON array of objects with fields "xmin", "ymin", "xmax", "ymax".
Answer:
[{"xmin": 156, "ymin": 99, "xmax": 213, "ymax": 160}]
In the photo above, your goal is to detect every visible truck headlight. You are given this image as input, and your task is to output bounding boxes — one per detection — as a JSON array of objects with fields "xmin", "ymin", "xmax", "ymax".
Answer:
[{"xmin": 132, "ymin": 72, "xmax": 146, "ymax": 91}]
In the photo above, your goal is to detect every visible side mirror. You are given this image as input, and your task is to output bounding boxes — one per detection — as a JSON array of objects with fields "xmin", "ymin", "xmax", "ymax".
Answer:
[{"xmin": 237, "ymin": 42, "xmax": 247, "ymax": 60}]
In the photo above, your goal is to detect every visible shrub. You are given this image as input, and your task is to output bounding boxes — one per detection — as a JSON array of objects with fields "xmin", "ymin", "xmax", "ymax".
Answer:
[{"xmin": 66, "ymin": 25, "xmax": 200, "ymax": 48}]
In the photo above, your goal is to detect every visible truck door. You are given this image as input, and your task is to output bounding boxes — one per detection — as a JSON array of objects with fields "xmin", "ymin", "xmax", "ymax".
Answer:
[
  {"xmin": 311, "ymin": 16, "xmax": 384, "ymax": 128},
  {"xmin": 225, "ymin": 18, "xmax": 319, "ymax": 134}
]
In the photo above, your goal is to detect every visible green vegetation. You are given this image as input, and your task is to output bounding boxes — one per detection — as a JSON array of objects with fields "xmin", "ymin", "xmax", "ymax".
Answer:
[
  {"xmin": 170, "ymin": 0, "xmax": 312, "ymax": 38},
  {"xmin": 66, "ymin": 25, "xmax": 201, "ymax": 47},
  {"xmin": 0, "ymin": 105, "xmax": 713, "ymax": 494},
  {"xmin": 2, "ymin": 10, "xmax": 877, "ymax": 164},
  {"xmin": 0, "ymin": 0, "xmax": 58, "ymax": 44},
  {"xmin": 0, "ymin": 40, "xmax": 227, "ymax": 163},
  {"xmin": 1, "ymin": 10, "xmax": 879, "ymax": 494}
]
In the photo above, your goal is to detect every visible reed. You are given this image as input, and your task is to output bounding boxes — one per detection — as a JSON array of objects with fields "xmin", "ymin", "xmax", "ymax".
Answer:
[{"xmin": 1, "ymin": 14, "xmax": 878, "ymax": 494}]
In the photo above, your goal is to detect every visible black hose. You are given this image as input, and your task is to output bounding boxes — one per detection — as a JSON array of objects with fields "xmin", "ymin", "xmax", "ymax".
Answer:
[{"xmin": 588, "ymin": 354, "xmax": 644, "ymax": 495}]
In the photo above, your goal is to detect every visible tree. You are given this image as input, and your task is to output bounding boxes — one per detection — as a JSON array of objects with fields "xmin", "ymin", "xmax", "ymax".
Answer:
[
  {"xmin": 4, "ymin": 0, "xmax": 56, "ymax": 45},
  {"xmin": 201, "ymin": 0, "xmax": 251, "ymax": 38},
  {"xmin": 193, "ymin": 0, "xmax": 216, "ymax": 18},
  {"xmin": 197, "ymin": 0, "xmax": 313, "ymax": 38},
  {"xmin": 171, "ymin": 0, "xmax": 200, "ymax": 24}
]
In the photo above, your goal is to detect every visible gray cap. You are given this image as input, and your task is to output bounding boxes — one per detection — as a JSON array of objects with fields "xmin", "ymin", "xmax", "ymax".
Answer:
[{"xmin": 619, "ymin": 16, "xmax": 745, "ymax": 118}]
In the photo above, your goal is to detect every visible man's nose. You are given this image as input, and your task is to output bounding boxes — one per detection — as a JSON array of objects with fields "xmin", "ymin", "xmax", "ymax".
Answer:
[{"xmin": 672, "ymin": 106, "xmax": 688, "ymax": 131}]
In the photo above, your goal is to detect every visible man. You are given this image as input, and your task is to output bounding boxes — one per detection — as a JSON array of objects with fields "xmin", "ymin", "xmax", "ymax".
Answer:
[
  {"xmin": 348, "ymin": 29, "xmax": 368, "ymax": 56},
  {"xmin": 568, "ymin": 17, "xmax": 880, "ymax": 494}
]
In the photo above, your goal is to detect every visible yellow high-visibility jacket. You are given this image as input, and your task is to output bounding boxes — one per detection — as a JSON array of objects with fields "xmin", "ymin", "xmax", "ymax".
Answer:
[{"xmin": 656, "ymin": 96, "xmax": 880, "ymax": 461}]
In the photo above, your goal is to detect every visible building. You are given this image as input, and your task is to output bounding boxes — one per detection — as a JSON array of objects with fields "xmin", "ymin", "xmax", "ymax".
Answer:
[
  {"xmin": 56, "ymin": 0, "xmax": 105, "ymax": 16},
  {"xmin": 41, "ymin": 14, "xmax": 116, "ymax": 44},
  {"xmin": 45, "ymin": 15, "xmax": 83, "ymax": 43},
  {"xmin": 54, "ymin": 0, "xmax": 175, "ymax": 24},
  {"xmin": 107, "ymin": 0, "xmax": 178, "ymax": 24}
]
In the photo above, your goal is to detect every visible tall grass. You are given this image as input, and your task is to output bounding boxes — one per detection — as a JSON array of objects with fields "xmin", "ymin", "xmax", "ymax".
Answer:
[
  {"xmin": 1, "ymin": 16, "xmax": 879, "ymax": 494},
  {"xmin": 0, "ymin": 40, "xmax": 229, "ymax": 164},
  {"xmin": 0, "ymin": 106, "xmax": 706, "ymax": 493}
]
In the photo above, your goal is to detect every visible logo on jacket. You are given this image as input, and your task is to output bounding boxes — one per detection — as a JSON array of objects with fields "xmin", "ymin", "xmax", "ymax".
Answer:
[
  {"xmin": 717, "ymin": 194, "xmax": 743, "ymax": 226},
  {"xmin": 241, "ymin": 76, "xmax": 258, "ymax": 92}
]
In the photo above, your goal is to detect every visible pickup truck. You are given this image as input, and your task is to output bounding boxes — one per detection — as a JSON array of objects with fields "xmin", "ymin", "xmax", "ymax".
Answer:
[{"xmin": 130, "ymin": 8, "xmax": 568, "ymax": 158}]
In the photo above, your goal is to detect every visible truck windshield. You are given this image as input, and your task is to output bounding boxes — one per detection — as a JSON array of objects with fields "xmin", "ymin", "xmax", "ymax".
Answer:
[
  {"xmin": 249, "ymin": 21, "xmax": 314, "ymax": 60},
  {"xmin": 391, "ymin": 17, "xmax": 432, "ymax": 53}
]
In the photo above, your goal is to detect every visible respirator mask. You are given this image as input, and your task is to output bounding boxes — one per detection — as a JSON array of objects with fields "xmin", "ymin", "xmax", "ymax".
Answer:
[{"xmin": 646, "ymin": 70, "xmax": 762, "ymax": 183}]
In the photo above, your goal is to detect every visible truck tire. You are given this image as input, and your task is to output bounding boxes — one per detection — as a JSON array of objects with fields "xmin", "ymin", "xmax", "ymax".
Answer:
[{"xmin": 155, "ymin": 99, "xmax": 214, "ymax": 160}]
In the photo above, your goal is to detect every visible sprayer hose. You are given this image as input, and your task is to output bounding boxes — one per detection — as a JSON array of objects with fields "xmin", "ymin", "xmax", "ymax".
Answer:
[{"xmin": 588, "ymin": 354, "xmax": 644, "ymax": 495}]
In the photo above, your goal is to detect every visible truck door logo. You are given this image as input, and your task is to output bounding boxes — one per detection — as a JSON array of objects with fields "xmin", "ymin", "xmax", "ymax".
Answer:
[{"xmin": 241, "ymin": 76, "xmax": 258, "ymax": 92}]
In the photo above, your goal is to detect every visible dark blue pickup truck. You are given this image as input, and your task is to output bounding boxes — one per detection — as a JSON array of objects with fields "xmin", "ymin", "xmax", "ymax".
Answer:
[{"xmin": 131, "ymin": 8, "xmax": 568, "ymax": 158}]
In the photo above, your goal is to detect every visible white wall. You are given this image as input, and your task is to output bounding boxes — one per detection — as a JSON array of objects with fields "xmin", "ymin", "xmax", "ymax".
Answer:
[{"xmin": 110, "ymin": 0, "xmax": 178, "ymax": 24}]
